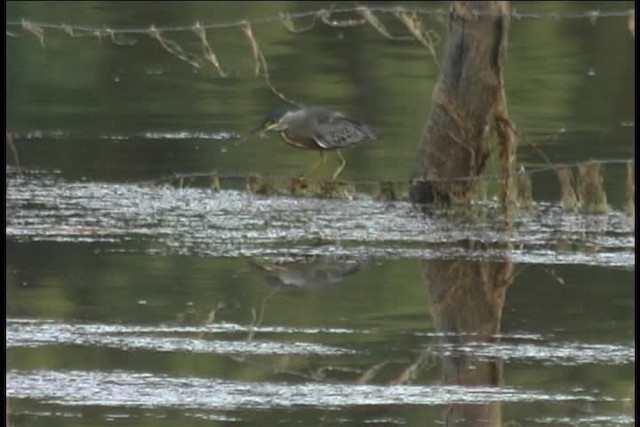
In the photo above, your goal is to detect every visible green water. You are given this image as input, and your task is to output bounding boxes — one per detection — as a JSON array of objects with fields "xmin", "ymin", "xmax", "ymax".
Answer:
[{"xmin": 6, "ymin": 1, "xmax": 635, "ymax": 426}]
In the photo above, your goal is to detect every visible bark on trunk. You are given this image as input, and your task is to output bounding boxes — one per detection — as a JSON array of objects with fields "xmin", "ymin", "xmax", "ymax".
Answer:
[{"xmin": 411, "ymin": 1, "xmax": 512, "ymax": 204}]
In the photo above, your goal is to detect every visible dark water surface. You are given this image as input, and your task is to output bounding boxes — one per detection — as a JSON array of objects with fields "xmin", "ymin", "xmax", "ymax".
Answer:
[{"xmin": 6, "ymin": 1, "xmax": 634, "ymax": 426}]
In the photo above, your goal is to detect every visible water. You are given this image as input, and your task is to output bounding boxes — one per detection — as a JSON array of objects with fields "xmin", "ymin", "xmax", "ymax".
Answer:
[
  {"xmin": 6, "ymin": 1, "xmax": 635, "ymax": 426},
  {"xmin": 6, "ymin": 169, "xmax": 635, "ymax": 266}
]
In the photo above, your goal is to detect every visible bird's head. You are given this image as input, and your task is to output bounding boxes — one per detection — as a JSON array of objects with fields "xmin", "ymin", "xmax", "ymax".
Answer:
[{"xmin": 252, "ymin": 106, "xmax": 297, "ymax": 135}]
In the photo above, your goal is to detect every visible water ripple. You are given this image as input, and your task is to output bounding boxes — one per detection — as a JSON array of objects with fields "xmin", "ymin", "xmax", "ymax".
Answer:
[
  {"xmin": 6, "ymin": 319, "xmax": 355, "ymax": 356},
  {"xmin": 7, "ymin": 369, "xmax": 613, "ymax": 410},
  {"xmin": 6, "ymin": 171, "xmax": 635, "ymax": 267}
]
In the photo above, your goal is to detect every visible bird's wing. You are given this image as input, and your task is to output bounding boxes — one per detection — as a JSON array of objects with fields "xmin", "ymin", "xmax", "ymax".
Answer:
[{"xmin": 312, "ymin": 116, "xmax": 377, "ymax": 149}]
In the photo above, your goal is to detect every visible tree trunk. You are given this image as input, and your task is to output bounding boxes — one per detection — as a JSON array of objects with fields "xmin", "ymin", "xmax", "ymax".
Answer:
[{"xmin": 411, "ymin": 1, "xmax": 512, "ymax": 204}]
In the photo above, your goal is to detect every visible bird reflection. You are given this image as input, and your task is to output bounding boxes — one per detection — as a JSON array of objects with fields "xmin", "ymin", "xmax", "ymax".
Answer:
[{"xmin": 249, "ymin": 255, "xmax": 372, "ymax": 288}]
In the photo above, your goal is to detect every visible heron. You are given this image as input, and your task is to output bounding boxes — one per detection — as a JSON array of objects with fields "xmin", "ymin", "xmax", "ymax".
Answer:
[{"xmin": 253, "ymin": 106, "xmax": 377, "ymax": 180}]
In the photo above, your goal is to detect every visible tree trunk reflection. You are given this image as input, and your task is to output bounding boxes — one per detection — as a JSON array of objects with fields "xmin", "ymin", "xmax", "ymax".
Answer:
[{"xmin": 423, "ymin": 241, "xmax": 514, "ymax": 426}]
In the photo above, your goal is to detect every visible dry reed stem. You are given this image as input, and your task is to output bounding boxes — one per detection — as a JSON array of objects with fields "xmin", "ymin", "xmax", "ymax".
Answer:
[
  {"xmin": 193, "ymin": 22, "xmax": 226, "ymax": 76},
  {"xmin": 210, "ymin": 171, "xmax": 221, "ymax": 191},
  {"xmin": 289, "ymin": 176, "xmax": 310, "ymax": 196},
  {"xmin": 375, "ymin": 181, "xmax": 397, "ymax": 201},
  {"xmin": 357, "ymin": 6, "xmax": 398, "ymax": 39},
  {"xmin": 22, "ymin": 19, "xmax": 45, "ymax": 46},
  {"xmin": 356, "ymin": 362, "xmax": 388, "ymax": 384},
  {"xmin": 6, "ymin": 132, "xmax": 23, "ymax": 176},
  {"xmin": 393, "ymin": 9, "xmax": 441, "ymax": 67},
  {"xmin": 516, "ymin": 170, "xmax": 535, "ymax": 210},
  {"xmin": 279, "ymin": 12, "xmax": 319, "ymax": 33},
  {"xmin": 240, "ymin": 21, "xmax": 301, "ymax": 106},
  {"xmin": 148, "ymin": 25, "xmax": 201, "ymax": 69},
  {"xmin": 245, "ymin": 173, "xmax": 275, "ymax": 195},
  {"xmin": 318, "ymin": 9, "xmax": 366, "ymax": 27},
  {"xmin": 556, "ymin": 168, "xmax": 578, "ymax": 211},
  {"xmin": 496, "ymin": 115, "xmax": 518, "ymax": 208},
  {"xmin": 92, "ymin": 29, "xmax": 106, "ymax": 42},
  {"xmin": 577, "ymin": 161, "xmax": 608, "ymax": 214},
  {"xmin": 240, "ymin": 21, "xmax": 262, "ymax": 76},
  {"xmin": 316, "ymin": 180, "xmax": 356, "ymax": 199},
  {"xmin": 105, "ymin": 28, "xmax": 137, "ymax": 46},
  {"xmin": 587, "ymin": 10, "xmax": 601, "ymax": 26},
  {"xmin": 625, "ymin": 161, "xmax": 634, "ymax": 216},
  {"xmin": 389, "ymin": 353, "xmax": 427, "ymax": 385},
  {"xmin": 62, "ymin": 24, "xmax": 82, "ymax": 37}
]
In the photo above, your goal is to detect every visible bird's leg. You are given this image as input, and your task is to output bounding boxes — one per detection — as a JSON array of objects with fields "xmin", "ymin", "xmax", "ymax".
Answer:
[
  {"xmin": 332, "ymin": 150, "xmax": 347, "ymax": 180},
  {"xmin": 305, "ymin": 151, "xmax": 328, "ymax": 177}
]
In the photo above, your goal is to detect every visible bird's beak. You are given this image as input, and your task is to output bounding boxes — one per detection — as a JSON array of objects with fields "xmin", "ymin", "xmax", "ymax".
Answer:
[
  {"xmin": 264, "ymin": 122, "xmax": 280, "ymax": 132},
  {"xmin": 250, "ymin": 122, "xmax": 280, "ymax": 139},
  {"xmin": 251, "ymin": 123, "xmax": 279, "ymax": 138}
]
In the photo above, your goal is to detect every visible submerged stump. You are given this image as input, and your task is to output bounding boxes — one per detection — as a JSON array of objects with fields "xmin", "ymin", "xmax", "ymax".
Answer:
[{"xmin": 411, "ymin": 1, "xmax": 513, "ymax": 204}]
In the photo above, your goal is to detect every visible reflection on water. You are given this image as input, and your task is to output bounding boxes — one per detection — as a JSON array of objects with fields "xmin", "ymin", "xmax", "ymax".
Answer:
[
  {"xmin": 249, "ymin": 255, "xmax": 373, "ymax": 288},
  {"xmin": 423, "ymin": 247, "xmax": 513, "ymax": 426},
  {"xmin": 6, "ymin": 1, "xmax": 635, "ymax": 426},
  {"xmin": 6, "ymin": 312, "xmax": 634, "ymax": 424},
  {"xmin": 6, "ymin": 167, "xmax": 635, "ymax": 425},
  {"xmin": 7, "ymin": 250, "xmax": 634, "ymax": 426}
]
